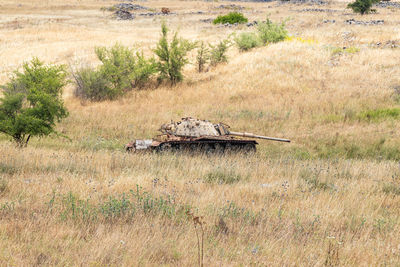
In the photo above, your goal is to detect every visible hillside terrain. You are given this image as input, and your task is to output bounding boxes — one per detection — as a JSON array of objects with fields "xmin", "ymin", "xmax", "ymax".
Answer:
[{"xmin": 1, "ymin": 0, "xmax": 400, "ymax": 265}]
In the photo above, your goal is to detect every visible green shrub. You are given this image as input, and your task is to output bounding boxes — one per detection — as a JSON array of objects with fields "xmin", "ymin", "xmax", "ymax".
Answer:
[
  {"xmin": 257, "ymin": 19, "xmax": 288, "ymax": 44},
  {"xmin": 234, "ymin": 32, "xmax": 261, "ymax": 51},
  {"xmin": 0, "ymin": 58, "xmax": 68, "ymax": 146},
  {"xmin": 213, "ymin": 12, "xmax": 248, "ymax": 25},
  {"xmin": 347, "ymin": 0, "xmax": 379, "ymax": 14},
  {"xmin": 196, "ymin": 41, "xmax": 210, "ymax": 72},
  {"xmin": 154, "ymin": 23, "xmax": 196, "ymax": 85},
  {"xmin": 209, "ymin": 39, "xmax": 230, "ymax": 66},
  {"xmin": 73, "ymin": 44, "xmax": 156, "ymax": 101},
  {"xmin": 72, "ymin": 67, "xmax": 111, "ymax": 101},
  {"xmin": 95, "ymin": 44, "xmax": 156, "ymax": 92}
]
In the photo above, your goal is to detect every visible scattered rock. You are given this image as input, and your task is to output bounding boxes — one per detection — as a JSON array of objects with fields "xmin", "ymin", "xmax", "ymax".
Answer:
[
  {"xmin": 217, "ymin": 20, "xmax": 260, "ymax": 28},
  {"xmin": 205, "ymin": 0, "xmax": 274, "ymax": 2},
  {"xmin": 280, "ymin": 0, "xmax": 327, "ymax": 5},
  {"xmin": 113, "ymin": 3, "xmax": 148, "ymax": 11},
  {"xmin": 299, "ymin": 8, "xmax": 339, "ymax": 12},
  {"xmin": 217, "ymin": 4, "xmax": 244, "ymax": 10},
  {"xmin": 200, "ymin": 18, "xmax": 214, "ymax": 23},
  {"xmin": 345, "ymin": 19, "xmax": 384, "ymax": 25},
  {"xmin": 215, "ymin": 20, "xmax": 263, "ymax": 28},
  {"xmin": 218, "ymin": 22, "xmax": 240, "ymax": 28},
  {"xmin": 375, "ymin": 1, "xmax": 400, "ymax": 8},
  {"xmin": 187, "ymin": 11, "xmax": 205, "ymax": 15},
  {"xmin": 373, "ymin": 40, "xmax": 400, "ymax": 48},
  {"xmin": 138, "ymin": 12, "xmax": 176, "ymax": 17},
  {"xmin": 246, "ymin": 20, "xmax": 259, "ymax": 27},
  {"xmin": 115, "ymin": 9, "xmax": 135, "ymax": 20}
]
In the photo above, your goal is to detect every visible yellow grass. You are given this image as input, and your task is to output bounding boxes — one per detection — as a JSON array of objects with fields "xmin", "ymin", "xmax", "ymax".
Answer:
[{"xmin": 1, "ymin": 0, "xmax": 400, "ymax": 265}]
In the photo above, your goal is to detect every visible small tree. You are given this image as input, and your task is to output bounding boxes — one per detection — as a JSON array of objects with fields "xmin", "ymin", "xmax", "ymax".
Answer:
[
  {"xmin": 196, "ymin": 41, "xmax": 210, "ymax": 73},
  {"xmin": 347, "ymin": 0, "xmax": 379, "ymax": 14},
  {"xmin": 73, "ymin": 44, "xmax": 156, "ymax": 101},
  {"xmin": 153, "ymin": 23, "xmax": 196, "ymax": 85},
  {"xmin": 257, "ymin": 19, "xmax": 288, "ymax": 44},
  {"xmin": 209, "ymin": 39, "xmax": 231, "ymax": 66},
  {"xmin": 0, "ymin": 58, "xmax": 68, "ymax": 147},
  {"xmin": 95, "ymin": 44, "xmax": 156, "ymax": 94},
  {"xmin": 234, "ymin": 32, "xmax": 261, "ymax": 52}
]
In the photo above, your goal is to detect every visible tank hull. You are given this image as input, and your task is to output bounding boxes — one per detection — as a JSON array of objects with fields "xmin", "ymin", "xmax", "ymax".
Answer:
[
  {"xmin": 154, "ymin": 138, "xmax": 258, "ymax": 153},
  {"xmin": 126, "ymin": 137, "xmax": 258, "ymax": 153}
]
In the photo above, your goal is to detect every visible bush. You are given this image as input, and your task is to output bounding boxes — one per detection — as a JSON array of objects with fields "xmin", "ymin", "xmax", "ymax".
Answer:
[
  {"xmin": 0, "ymin": 58, "xmax": 68, "ymax": 146},
  {"xmin": 95, "ymin": 44, "xmax": 156, "ymax": 92},
  {"xmin": 209, "ymin": 39, "xmax": 230, "ymax": 66},
  {"xmin": 154, "ymin": 23, "xmax": 196, "ymax": 85},
  {"xmin": 72, "ymin": 67, "xmax": 110, "ymax": 101},
  {"xmin": 213, "ymin": 12, "xmax": 248, "ymax": 25},
  {"xmin": 347, "ymin": 0, "xmax": 379, "ymax": 14},
  {"xmin": 196, "ymin": 41, "xmax": 210, "ymax": 72},
  {"xmin": 234, "ymin": 32, "xmax": 261, "ymax": 51},
  {"xmin": 73, "ymin": 44, "xmax": 156, "ymax": 101},
  {"xmin": 257, "ymin": 19, "xmax": 288, "ymax": 44}
]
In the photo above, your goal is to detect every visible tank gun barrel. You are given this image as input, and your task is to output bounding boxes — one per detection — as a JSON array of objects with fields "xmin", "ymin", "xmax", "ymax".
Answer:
[{"xmin": 228, "ymin": 131, "xmax": 291, "ymax": 143}]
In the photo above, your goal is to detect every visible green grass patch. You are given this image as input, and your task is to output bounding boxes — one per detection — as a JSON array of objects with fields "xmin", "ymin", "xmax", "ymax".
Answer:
[
  {"xmin": 213, "ymin": 12, "xmax": 248, "ymax": 25},
  {"xmin": 331, "ymin": 46, "xmax": 360, "ymax": 55},
  {"xmin": 48, "ymin": 185, "xmax": 191, "ymax": 223},
  {"xmin": 358, "ymin": 108, "xmax": 400, "ymax": 122}
]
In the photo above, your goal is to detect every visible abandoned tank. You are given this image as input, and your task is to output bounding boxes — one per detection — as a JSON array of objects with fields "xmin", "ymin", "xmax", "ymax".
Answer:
[{"xmin": 125, "ymin": 117, "xmax": 290, "ymax": 153}]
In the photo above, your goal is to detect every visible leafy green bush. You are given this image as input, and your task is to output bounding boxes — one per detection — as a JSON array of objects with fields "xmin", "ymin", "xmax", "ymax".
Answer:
[
  {"xmin": 213, "ymin": 12, "xmax": 248, "ymax": 25},
  {"xmin": 154, "ymin": 23, "xmax": 196, "ymax": 85},
  {"xmin": 234, "ymin": 32, "xmax": 261, "ymax": 51},
  {"xmin": 96, "ymin": 44, "xmax": 156, "ymax": 91},
  {"xmin": 209, "ymin": 39, "xmax": 230, "ymax": 66},
  {"xmin": 347, "ymin": 0, "xmax": 379, "ymax": 14},
  {"xmin": 73, "ymin": 44, "xmax": 156, "ymax": 101},
  {"xmin": 0, "ymin": 58, "xmax": 68, "ymax": 146},
  {"xmin": 257, "ymin": 19, "xmax": 288, "ymax": 44}
]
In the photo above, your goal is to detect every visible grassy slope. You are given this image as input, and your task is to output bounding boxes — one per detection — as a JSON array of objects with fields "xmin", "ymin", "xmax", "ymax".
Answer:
[{"xmin": 1, "ymin": 0, "xmax": 400, "ymax": 265}]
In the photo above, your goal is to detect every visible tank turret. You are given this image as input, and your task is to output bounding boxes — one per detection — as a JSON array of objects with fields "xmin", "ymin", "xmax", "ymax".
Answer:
[{"xmin": 126, "ymin": 117, "xmax": 290, "ymax": 152}]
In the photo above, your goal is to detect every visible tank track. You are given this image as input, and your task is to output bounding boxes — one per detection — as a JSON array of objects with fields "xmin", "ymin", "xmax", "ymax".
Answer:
[{"xmin": 155, "ymin": 139, "xmax": 257, "ymax": 153}]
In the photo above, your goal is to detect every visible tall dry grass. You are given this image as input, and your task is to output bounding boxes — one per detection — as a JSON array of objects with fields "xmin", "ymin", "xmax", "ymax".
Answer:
[{"xmin": 1, "ymin": 0, "xmax": 400, "ymax": 265}]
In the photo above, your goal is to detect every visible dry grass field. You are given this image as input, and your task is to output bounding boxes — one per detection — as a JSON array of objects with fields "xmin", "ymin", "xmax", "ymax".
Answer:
[{"xmin": 1, "ymin": 0, "xmax": 400, "ymax": 265}]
